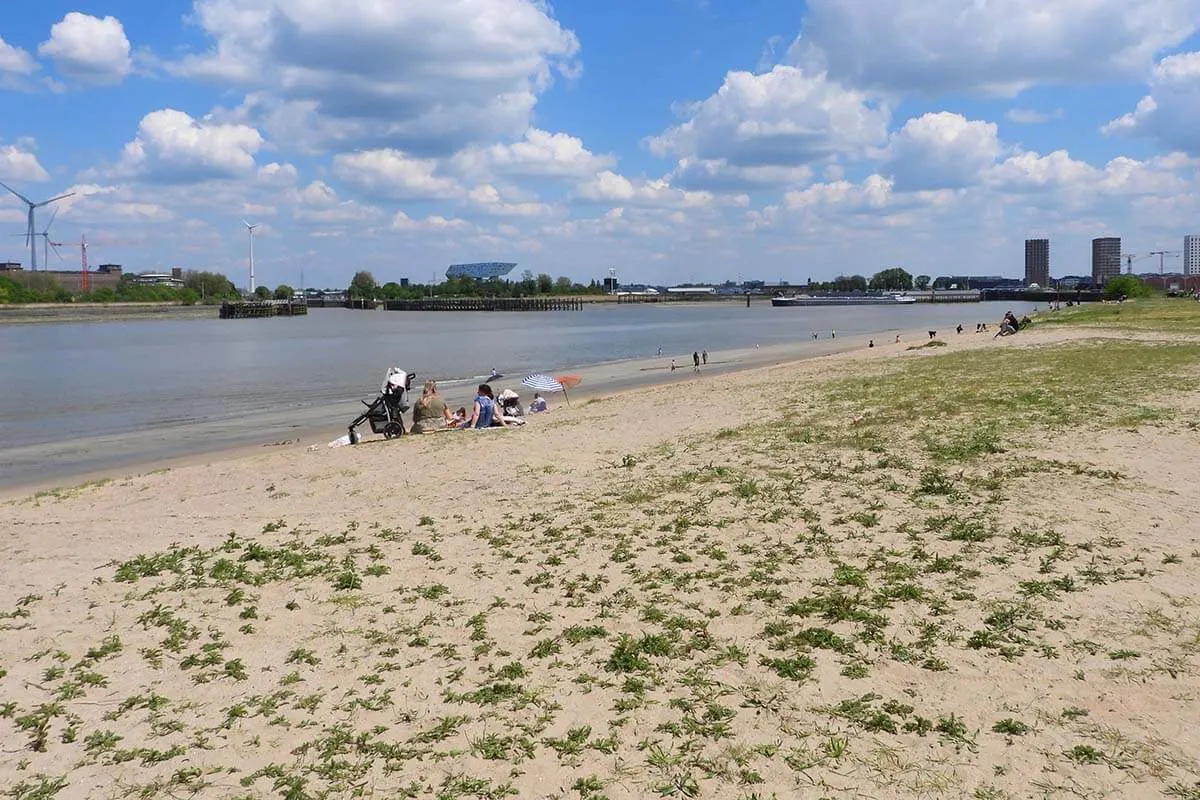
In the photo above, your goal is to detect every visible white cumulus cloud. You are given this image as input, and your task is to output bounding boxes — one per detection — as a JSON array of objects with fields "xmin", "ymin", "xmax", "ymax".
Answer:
[
  {"xmin": 575, "ymin": 171, "xmax": 715, "ymax": 210},
  {"xmin": 452, "ymin": 129, "xmax": 616, "ymax": 180},
  {"xmin": 332, "ymin": 149, "xmax": 464, "ymax": 200},
  {"xmin": 38, "ymin": 12, "xmax": 133, "ymax": 85},
  {"xmin": 882, "ymin": 112, "xmax": 1005, "ymax": 191},
  {"xmin": 1104, "ymin": 52, "xmax": 1200, "ymax": 155},
  {"xmin": 791, "ymin": 0, "xmax": 1200, "ymax": 96},
  {"xmin": 114, "ymin": 109, "xmax": 265, "ymax": 183},
  {"xmin": 0, "ymin": 141, "xmax": 51, "ymax": 182},
  {"xmin": 647, "ymin": 66, "xmax": 889, "ymax": 168},
  {"xmin": 173, "ymin": 0, "xmax": 579, "ymax": 154},
  {"xmin": 0, "ymin": 36, "xmax": 37, "ymax": 75}
]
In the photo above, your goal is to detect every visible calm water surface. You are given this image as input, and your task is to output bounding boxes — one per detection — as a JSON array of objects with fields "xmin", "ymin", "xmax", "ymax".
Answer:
[{"xmin": 0, "ymin": 301, "xmax": 1035, "ymax": 487}]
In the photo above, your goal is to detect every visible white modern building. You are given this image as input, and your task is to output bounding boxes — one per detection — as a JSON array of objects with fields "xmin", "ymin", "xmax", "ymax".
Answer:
[{"xmin": 1186, "ymin": 234, "xmax": 1200, "ymax": 276}]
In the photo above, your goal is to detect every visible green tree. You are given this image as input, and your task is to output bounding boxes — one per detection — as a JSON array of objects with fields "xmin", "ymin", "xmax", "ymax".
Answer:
[
  {"xmin": 830, "ymin": 274, "xmax": 868, "ymax": 292},
  {"xmin": 1101, "ymin": 274, "xmax": 1154, "ymax": 301},
  {"xmin": 183, "ymin": 270, "xmax": 238, "ymax": 302},
  {"xmin": 554, "ymin": 276, "xmax": 573, "ymax": 294},
  {"xmin": 914, "ymin": 275, "xmax": 931, "ymax": 290},
  {"xmin": 273, "ymin": 284, "xmax": 295, "ymax": 300},
  {"xmin": 536, "ymin": 273, "xmax": 553, "ymax": 294},
  {"xmin": 869, "ymin": 268, "xmax": 914, "ymax": 291},
  {"xmin": 254, "ymin": 285, "xmax": 271, "ymax": 299},
  {"xmin": 349, "ymin": 271, "xmax": 377, "ymax": 298},
  {"xmin": 178, "ymin": 288, "xmax": 200, "ymax": 305}
]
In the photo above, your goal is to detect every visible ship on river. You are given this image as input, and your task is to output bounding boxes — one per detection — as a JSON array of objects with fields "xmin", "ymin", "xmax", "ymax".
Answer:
[{"xmin": 771, "ymin": 292, "xmax": 918, "ymax": 307}]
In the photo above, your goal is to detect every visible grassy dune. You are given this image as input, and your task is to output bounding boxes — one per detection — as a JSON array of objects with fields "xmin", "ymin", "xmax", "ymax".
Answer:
[{"xmin": 3, "ymin": 300, "xmax": 1200, "ymax": 799}]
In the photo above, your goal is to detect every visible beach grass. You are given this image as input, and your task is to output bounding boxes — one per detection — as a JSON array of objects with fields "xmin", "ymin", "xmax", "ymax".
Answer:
[
  {"xmin": 3, "ymin": 317, "xmax": 1200, "ymax": 798},
  {"xmin": 1032, "ymin": 296, "xmax": 1200, "ymax": 332}
]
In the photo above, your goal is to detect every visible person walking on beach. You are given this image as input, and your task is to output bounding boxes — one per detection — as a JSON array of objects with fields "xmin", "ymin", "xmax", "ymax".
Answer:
[
  {"xmin": 657, "ymin": 347, "xmax": 662, "ymax": 357},
  {"xmin": 692, "ymin": 351, "xmax": 700, "ymax": 371},
  {"xmin": 670, "ymin": 359, "xmax": 677, "ymax": 372},
  {"xmin": 701, "ymin": 350, "xmax": 708, "ymax": 365},
  {"xmin": 831, "ymin": 329, "xmax": 836, "ymax": 339}
]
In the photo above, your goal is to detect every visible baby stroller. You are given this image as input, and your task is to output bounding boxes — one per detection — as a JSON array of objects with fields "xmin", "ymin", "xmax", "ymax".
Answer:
[
  {"xmin": 348, "ymin": 367, "xmax": 416, "ymax": 444},
  {"xmin": 497, "ymin": 388, "xmax": 524, "ymax": 419}
]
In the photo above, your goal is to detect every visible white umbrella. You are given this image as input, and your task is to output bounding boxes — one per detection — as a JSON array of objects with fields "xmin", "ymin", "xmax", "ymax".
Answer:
[{"xmin": 522, "ymin": 373, "xmax": 568, "ymax": 405}]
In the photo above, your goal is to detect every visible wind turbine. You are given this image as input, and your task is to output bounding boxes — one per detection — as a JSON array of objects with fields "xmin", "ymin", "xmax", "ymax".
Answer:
[
  {"xmin": 0, "ymin": 181, "xmax": 74, "ymax": 270},
  {"xmin": 10, "ymin": 208, "xmax": 63, "ymax": 267},
  {"xmin": 243, "ymin": 220, "xmax": 258, "ymax": 294}
]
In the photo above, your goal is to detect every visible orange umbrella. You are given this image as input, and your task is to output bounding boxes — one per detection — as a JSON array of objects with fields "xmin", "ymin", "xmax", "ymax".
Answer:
[{"xmin": 555, "ymin": 374, "xmax": 581, "ymax": 405}]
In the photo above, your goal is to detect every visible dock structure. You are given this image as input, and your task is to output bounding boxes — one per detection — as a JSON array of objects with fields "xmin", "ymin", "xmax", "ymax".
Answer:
[
  {"xmin": 383, "ymin": 297, "xmax": 583, "ymax": 312},
  {"xmin": 219, "ymin": 299, "xmax": 309, "ymax": 319},
  {"xmin": 615, "ymin": 293, "xmax": 665, "ymax": 304}
]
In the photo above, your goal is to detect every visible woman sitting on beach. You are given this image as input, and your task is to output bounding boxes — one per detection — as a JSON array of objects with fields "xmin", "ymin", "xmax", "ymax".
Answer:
[
  {"xmin": 463, "ymin": 383, "xmax": 507, "ymax": 429},
  {"xmin": 410, "ymin": 380, "xmax": 455, "ymax": 434}
]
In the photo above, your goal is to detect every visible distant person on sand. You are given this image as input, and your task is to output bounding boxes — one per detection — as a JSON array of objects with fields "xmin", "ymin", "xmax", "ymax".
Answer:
[
  {"xmin": 529, "ymin": 393, "xmax": 547, "ymax": 413},
  {"xmin": 832, "ymin": 329, "xmax": 836, "ymax": 339},
  {"xmin": 702, "ymin": 350, "xmax": 708, "ymax": 365},
  {"xmin": 868, "ymin": 339, "xmax": 874, "ymax": 348},
  {"xmin": 812, "ymin": 332, "xmax": 818, "ymax": 340},
  {"xmin": 693, "ymin": 351, "xmax": 700, "ymax": 371},
  {"xmin": 956, "ymin": 324, "xmax": 963, "ymax": 334},
  {"xmin": 670, "ymin": 359, "xmax": 677, "ymax": 372},
  {"xmin": 894, "ymin": 334, "xmax": 900, "ymax": 344},
  {"xmin": 657, "ymin": 347, "xmax": 662, "ymax": 357}
]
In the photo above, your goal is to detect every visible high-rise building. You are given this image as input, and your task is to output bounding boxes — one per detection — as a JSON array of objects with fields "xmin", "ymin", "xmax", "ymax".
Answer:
[
  {"xmin": 1024, "ymin": 239, "xmax": 1049, "ymax": 286},
  {"xmin": 1092, "ymin": 237, "xmax": 1121, "ymax": 285},
  {"xmin": 1185, "ymin": 235, "xmax": 1200, "ymax": 276}
]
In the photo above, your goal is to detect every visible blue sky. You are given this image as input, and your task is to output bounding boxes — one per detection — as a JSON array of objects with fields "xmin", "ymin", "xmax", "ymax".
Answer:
[{"xmin": 2, "ymin": 1, "xmax": 1199, "ymax": 289}]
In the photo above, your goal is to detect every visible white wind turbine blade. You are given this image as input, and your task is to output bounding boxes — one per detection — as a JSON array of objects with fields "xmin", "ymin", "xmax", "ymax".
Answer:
[
  {"xmin": 0, "ymin": 180, "xmax": 33, "ymax": 206},
  {"xmin": 36, "ymin": 191, "xmax": 74, "ymax": 208}
]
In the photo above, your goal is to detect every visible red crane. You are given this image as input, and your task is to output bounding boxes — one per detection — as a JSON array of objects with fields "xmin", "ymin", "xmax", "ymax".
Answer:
[{"xmin": 49, "ymin": 235, "xmax": 91, "ymax": 291}]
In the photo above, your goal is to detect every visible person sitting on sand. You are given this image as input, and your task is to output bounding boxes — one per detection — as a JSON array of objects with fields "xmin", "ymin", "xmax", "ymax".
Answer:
[
  {"xmin": 448, "ymin": 407, "xmax": 468, "ymax": 427},
  {"xmin": 529, "ymin": 393, "xmax": 547, "ymax": 413},
  {"xmin": 463, "ymin": 383, "xmax": 506, "ymax": 429},
  {"xmin": 410, "ymin": 380, "xmax": 455, "ymax": 434}
]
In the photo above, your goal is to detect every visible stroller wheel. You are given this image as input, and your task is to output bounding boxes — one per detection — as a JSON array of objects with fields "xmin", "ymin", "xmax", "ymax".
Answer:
[
  {"xmin": 383, "ymin": 421, "xmax": 404, "ymax": 439},
  {"xmin": 348, "ymin": 428, "xmax": 360, "ymax": 445}
]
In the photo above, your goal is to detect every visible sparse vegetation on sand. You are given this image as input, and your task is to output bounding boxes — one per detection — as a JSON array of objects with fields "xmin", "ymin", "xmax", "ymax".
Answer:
[{"xmin": 3, "ymin": 302, "xmax": 1200, "ymax": 798}]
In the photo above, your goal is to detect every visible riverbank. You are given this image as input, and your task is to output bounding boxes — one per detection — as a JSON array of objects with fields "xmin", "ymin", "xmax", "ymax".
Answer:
[
  {"xmin": 0, "ymin": 318, "xmax": 995, "ymax": 493},
  {"xmin": 0, "ymin": 302, "xmax": 216, "ymax": 324},
  {"xmin": 3, "ymin": 300, "xmax": 1200, "ymax": 798}
]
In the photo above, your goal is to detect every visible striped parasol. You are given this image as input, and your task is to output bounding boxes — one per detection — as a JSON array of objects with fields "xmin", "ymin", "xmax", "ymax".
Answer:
[{"xmin": 523, "ymin": 373, "xmax": 570, "ymax": 405}]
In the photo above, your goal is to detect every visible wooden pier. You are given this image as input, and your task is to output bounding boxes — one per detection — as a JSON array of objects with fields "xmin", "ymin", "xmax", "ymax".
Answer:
[
  {"xmin": 383, "ymin": 297, "xmax": 583, "ymax": 312},
  {"xmin": 219, "ymin": 299, "xmax": 309, "ymax": 319}
]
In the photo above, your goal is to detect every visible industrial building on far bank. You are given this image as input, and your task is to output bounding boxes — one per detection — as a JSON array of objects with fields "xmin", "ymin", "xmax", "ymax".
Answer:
[{"xmin": 0, "ymin": 264, "xmax": 185, "ymax": 293}]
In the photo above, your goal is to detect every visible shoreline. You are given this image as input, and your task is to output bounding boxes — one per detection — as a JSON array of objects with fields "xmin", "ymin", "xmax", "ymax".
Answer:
[{"xmin": 0, "ymin": 320, "xmax": 986, "ymax": 498}]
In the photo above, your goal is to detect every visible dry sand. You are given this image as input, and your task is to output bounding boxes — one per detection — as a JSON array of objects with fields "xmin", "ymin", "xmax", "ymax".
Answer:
[{"xmin": 3, "ymin": 320, "xmax": 1200, "ymax": 799}]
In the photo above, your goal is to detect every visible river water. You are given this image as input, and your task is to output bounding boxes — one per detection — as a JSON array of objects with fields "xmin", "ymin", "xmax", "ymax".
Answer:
[{"xmin": 0, "ymin": 300, "xmax": 1036, "ymax": 488}]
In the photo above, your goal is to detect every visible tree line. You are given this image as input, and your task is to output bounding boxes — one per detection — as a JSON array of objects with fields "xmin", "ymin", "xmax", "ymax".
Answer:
[
  {"xmin": 347, "ymin": 270, "xmax": 606, "ymax": 300},
  {"xmin": 803, "ymin": 268, "xmax": 932, "ymax": 293}
]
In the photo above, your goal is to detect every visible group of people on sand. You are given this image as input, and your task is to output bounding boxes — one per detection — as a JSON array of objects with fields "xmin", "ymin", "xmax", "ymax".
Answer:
[{"xmin": 410, "ymin": 380, "xmax": 547, "ymax": 434}]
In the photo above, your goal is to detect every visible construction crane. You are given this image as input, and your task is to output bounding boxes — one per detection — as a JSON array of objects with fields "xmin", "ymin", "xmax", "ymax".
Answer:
[
  {"xmin": 50, "ymin": 234, "xmax": 90, "ymax": 292},
  {"xmin": 1124, "ymin": 253, "xmax": 1153, "ymax": 274},
  {"xmin": 1148, "ymin": 250, "xmax": 1182, "ymax": 274}
]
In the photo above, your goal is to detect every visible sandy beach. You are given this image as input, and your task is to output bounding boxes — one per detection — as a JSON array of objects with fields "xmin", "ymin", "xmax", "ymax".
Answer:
[
  {"xmin": 3, "ymin": 301, "xmax": 1200, "ymax": 799},
  {"xmin": 0, "ymin": 317, "xmax": 973, "ymax": 494}
]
